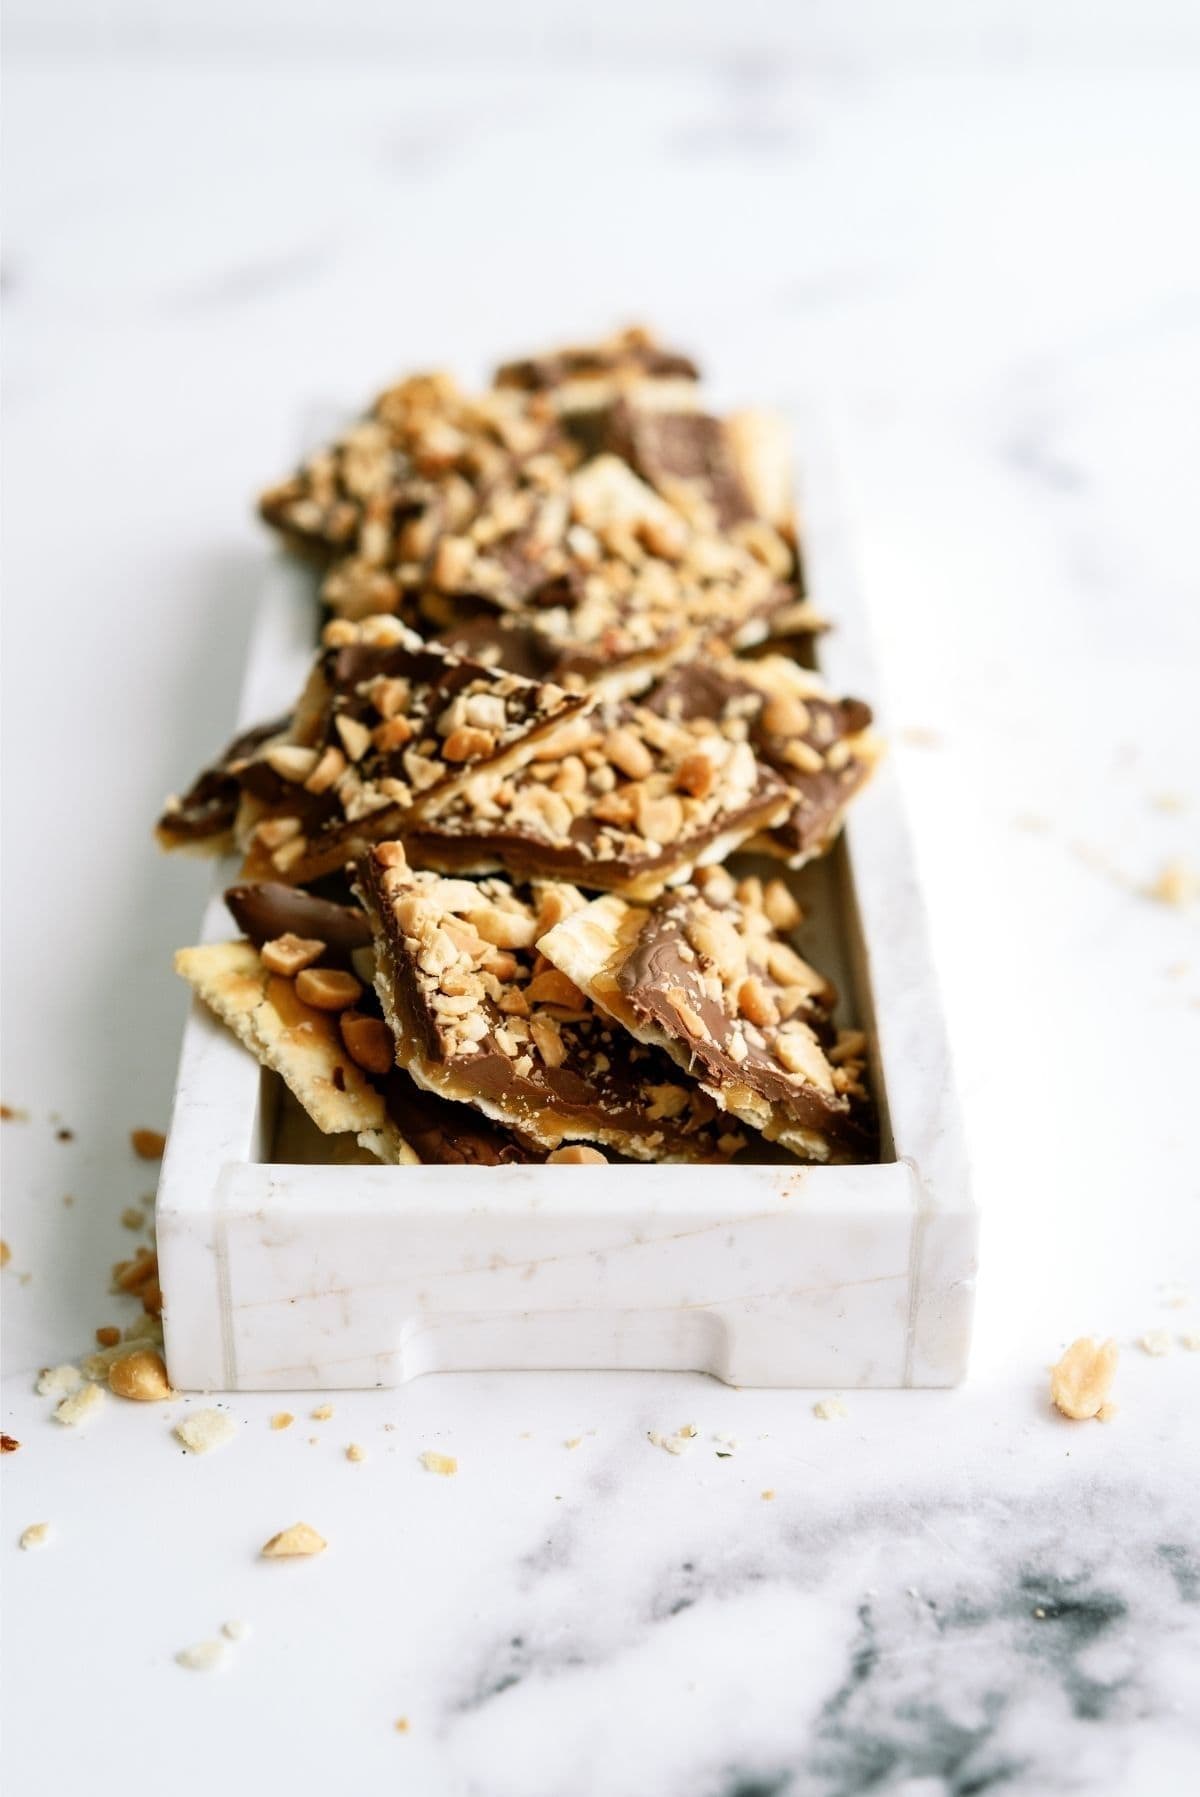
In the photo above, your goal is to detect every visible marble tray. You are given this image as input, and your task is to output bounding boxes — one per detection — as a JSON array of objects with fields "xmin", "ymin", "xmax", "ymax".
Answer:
[{"xmin": 157, "ymin": 430, "xmax": 976, "ymax": 1391}]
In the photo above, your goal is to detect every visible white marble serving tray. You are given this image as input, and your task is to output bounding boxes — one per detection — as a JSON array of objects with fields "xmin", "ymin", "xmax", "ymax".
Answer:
[{"xmin": 157, "ymin": 429, "xmax": 976, "ymax": 1391}]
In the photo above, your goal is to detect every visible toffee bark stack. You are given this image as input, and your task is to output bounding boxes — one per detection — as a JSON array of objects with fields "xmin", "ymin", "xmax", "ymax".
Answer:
[{"xmin": 165, "ymin": 328, "xmax": 881, "ymax": 1168}]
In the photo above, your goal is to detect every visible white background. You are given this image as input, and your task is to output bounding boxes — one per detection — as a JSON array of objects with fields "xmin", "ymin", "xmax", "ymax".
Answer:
[{"xmin": 3, "ymin": 5, "xmax": 1199, "ymax": 1794}]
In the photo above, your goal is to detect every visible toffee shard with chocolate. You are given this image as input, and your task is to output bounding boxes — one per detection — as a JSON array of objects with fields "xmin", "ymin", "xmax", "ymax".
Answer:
[
  {"xmin": 646, "ymin": 655, "xmax": 880, "ymax": 865},
  {"xmin": 156, "ymin": 715, "xmax": 290, "ymax": 854},
  {"xmin": 537, "ymin": 867, "xmax": 874, "ymax": 1163},
  {"xmin": 178, "ymin": 883, "xmax": 537, "ymax": 1167},
  {"xmin": 225, "ymin": 614, "xmax": 590, "ymax": 885},
  {"xmin": 418, "ymin": 452, "xmax": 799, "ymax": 693},
  {"xmin": 258, "ymin": 371, "xmax": 563, "ymax": 571},
  {"xmin": 492, "ymin": 324, "xmax": 701, "ymax": 397},
  {"xmin": 355, "ymin": 844, "xmax": 746, "ymax": 1162},
  {"xmin": 400, "ymin": 692, "xmax": 793, "ymax": 901}
]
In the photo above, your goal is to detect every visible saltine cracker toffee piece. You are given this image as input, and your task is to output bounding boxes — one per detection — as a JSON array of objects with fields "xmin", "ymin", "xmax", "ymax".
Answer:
[
  {"xmin": 400, "ymin": 694, "xmax": 792, "ymax": 901},
  {"xmin": 646, "ymin": 655, "xmax": 880, "ymax": 865},
  {"xmin": 417, "ymin": 453, "xmax": 797, "ymax": 692},
  {"xmin": 259, "ymin": 371, "xmax": 562, "ymax": 569},
  {"xmin": 176, "ymin": 884, "xmax": 539, "ymax": 1167},
  {"xmin": 226, "ymin": 615, "xmax": 591, "ymax": 884},
  {"xmin": 156, "ymin": 715, "xmax": 290, "ymax": 855},
  {"xmin": 537, "ymin": 869, "xmax": 873, "ymax": 1163},
  {"xmin": 355, "ymin": 844, "xmax": 746, "ymax": 1162}
]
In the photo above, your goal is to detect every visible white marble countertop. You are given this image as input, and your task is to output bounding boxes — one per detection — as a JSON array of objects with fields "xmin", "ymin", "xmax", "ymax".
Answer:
[{"xmin": 3, "ymin": 19, "xmax": 1199, "ymax": 1795}]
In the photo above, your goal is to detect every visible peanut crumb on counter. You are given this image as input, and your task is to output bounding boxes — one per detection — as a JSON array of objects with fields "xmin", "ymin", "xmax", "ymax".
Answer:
[
  {"xmin": 175, "ymin": 1409, "xmax": 237, "ymax": 1455},
  {"xmin": 648, "ymin": 1423, "xmax": 697, "ymax": 1456},
  {"xmin": 898, "ymin": 725, "xmax": 941, "ymax": 748},
  {"xmin": 1, "ymin": 1436, "xmax": 20, "ymax": 1454},
  {"xmin": 176, "ymin": 1640, "xmax": 227, "ymax": 1672},
  {"xmin": 261, "ymin": 1522, "xmax": 326, "ymax": 1559},
  {"xmin": 19, "ymin": 1523, "xmax": 52, "ymax": 1551},
  {"xmin": 1097, "ymin": 1403, "xmax": 1119, "ymax": 1423},
  {"xmin": 1150, "ymin": 791, "xmax": 1187, "ymax": 813},
  {"xmin": 270, "ymin": 1412, "xmax": 294, "ymax": 1430},
  {"xmin": 1050, "ymin": 1336, "xmax": 1119, "ymax": 1420},
  {"xmin": 813, "ymin": 1398, "xmax": 847, "ymax": 1421},
  {"xmin": 222, "ymin": 1619, "xmax": 252, "ymax": 1642},
  {"xmin": 1138, "ymin": 1330, "xmax": 1173, "ymax": 1357},
  {"xmin": 55, "ymin": 1383, "xmax": 105, "ymax": 1427},
  {"xmin": 131, "ymin": 1128, "xmax": 167, "ymax": 1160},
  {"xmin": 346, "ymin": 1443, "xmax": 366, "ymax": 1463},
  {"xmin": 1146, "ymin": 859, "xmax": 1198, "ymax": 907},
  {"xmin": 0, "ymin": 1240, "xmax": 11, "ymax": 1266},
  {"xmin": 120, "ymin": 1207, "xmax": 145, "ymax": 1231},
  {"xmin": 312, "ymin": 1404, "xmax": 334, "ymax": 1421},
  {"xmin": 564, "ymin": 1437, "xmax": 583, "ymax": 1450},
  {"xmin": 1, "ymin": 1104, "xmax": 28, "ymax": 1121},
  {"xmin": 109, "ymin": 1349, "xmax": 172, "ymax": 1401},
  {"xmin": 419, "ymin": 1451, "xmax": 458, "ymax": 1477},
  {"xmin": 394, "ymin": 1718, "xmax": 410, "ymax": 1735},
  {"xmin": 95, "ymin": 1326, "xmax": 121, "ymax": 1347},
  {"xmin": 761, "ymin": 1489, "xmax": 776, "ymax": 1501}
]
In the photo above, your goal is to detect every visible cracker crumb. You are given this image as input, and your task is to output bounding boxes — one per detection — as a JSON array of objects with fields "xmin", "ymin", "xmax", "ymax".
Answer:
[
  {"xmin": 1150, "ymin": 791, "xmax": 1187, "ymax": 813},
  {"xmin": 899, "ymin": 726, "xmax": 941, "ymax": 748},
  {"xmin": 120, "ymin": 1207, "xmax": 145, "ymax": 1231},
  {"xmin": 394, "ymin": 1718, "xmax": 410, "ymax": 1735},
  {"xmin": 1138, "ymin": 1329, "xmax": 1173, "ymax": 1357},
  {"xmin": 19, "ymin": 1522, "xmax": 52, "ymax": 1551},
  {"xmin": 176, "ymin": 1640, "xmax": 227, "ymax": 1672},
  {"xmin": 222, "ymin": 1619, "xmax": 252, "ymax": 1642},
  {"xmin": 55, "ymin": 1383, "xmax": 105, "ymax": 1427},
  {"xmin": 564, "ymin": 1437, "xmax": 583, "ymax": 1450},
  {"xmin": 36, "ymin": 1363, "xmax": 82, "ymax": 1398},
  {"xmin": 175, "ymin": 1409, "xmax": 237, "ymax": 1455},
  {"xmin": 270, "ymin": 1412, "xmax": 294, "ymax": 1430},
  {"xmin": 1181, "ymin": 1331, "xmax": 1200, "ymax": 1351},
  {"xmin": 1146, "ymin": 859, "xmax": 1198, "ymax": 907},
  {"xmin": 1159, "ymin": 1284, "xmax": 1192, "ymax": 1310},
  {"xmin": 813, "ymin": 1398, "xmax": 848, "ymax": 1421},
  {"xmin": 419, "ymin": 1450, "xmax": 458, "ymax": 1476},
  {"xmin": 761, "ymin": 1489, "xmax": 776, "ymax": 1501},
  {"xmin": 1097, "ymin": 1402, "xmax": 1119, "ymax": 1423},
  {"xmin": 131, "ymin": 1128, "xmax": 167, "ymax": 1160},
  {"xmin": 1050, "ymin": 1336, "xmax": 1119, "ymax": 1420},
  {"xmin": 311, "ymin": 1404, "xmax": 334, "ymax": 1421},
  {"xmin": 346, "ymin": 1443, "xmax": 366, "ymax": 1463},
  {"xmin": 261, "ymin": 1521, "xmax": 326, "ymax": 1558},
  {"xmin": 648, "ymin": 1423, "xmax": 697, "ymax": 1456}
]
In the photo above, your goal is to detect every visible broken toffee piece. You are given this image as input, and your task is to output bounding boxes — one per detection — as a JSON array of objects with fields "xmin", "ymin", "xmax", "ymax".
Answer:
[
  {"xmin": 356, "ymin": 844, "xmax": 746, "ymax": 1162},
  {"xmin": 156, "ymin": 715, "xmax": 290, "ymax": 854},
  {"xmin": 646, "ymin": 655, "xmax": 880, "ymax": 865},
  {"xmin": 493, "ymin": 324, "xmax": 701, "ymax": 399},
  {"xmin": 537, "ymin": 868, "xmax": 873, "ymax": 1163},
  {"xmin": 418, "ymin": 453, "xmax": 798, "ymax": 693},
  {"xmin": 178, "ymin": 882, "xmax": 539, "ymax": 1166},
  {"xmin": 401, "ymin": 693, "xmax": 792, "ymax": 901},
  {"xmin": 259, "ymin": 371, "xmax": 562, "ymax": 568},
  {"xmin": 223, "ymin": 614, "xmax": 591, "ymax": 885}
]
